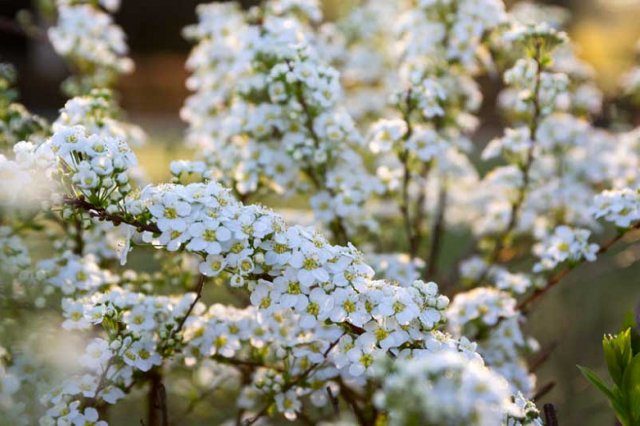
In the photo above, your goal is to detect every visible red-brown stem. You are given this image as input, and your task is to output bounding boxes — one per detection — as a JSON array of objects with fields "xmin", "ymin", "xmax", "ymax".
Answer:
[{"xmin": 517, "ymin": 221, "xmax": 640, "ymax": 311}]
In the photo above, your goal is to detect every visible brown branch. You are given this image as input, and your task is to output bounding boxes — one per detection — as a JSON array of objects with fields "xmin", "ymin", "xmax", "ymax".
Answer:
[
  {"xmin": 172, "ymin": 274, "xmax": 206, "ymax": 338},
  {"xmin": 64, "ymin": 196, "xmax": 160, "ymax": 234},
  {"xmin": 425, "ymin": 182, "xmax": 447, "ymax": 280},
  {"xmin": 528, "ymin": 341, "xmax": 558, "ymax": 373},
  {"xmin": 517, "ymin": 221, "xmax": 640, "ymax": 312},
  {"xmin": 244, "ymin": 336, "xmax": 344, "ymax": 425},
  {"xmin": 340, "ymin": 381, "xmax": 370, "ymax": 425},
  {"xmin": 411, "ymin": 162, "xmax": 433, "ymax": 252},
  {"xmin": 471, "ymin": 43, "xmax": 545, "ymax": 287},
  {"xmin": 543, "ymin": 403, "xmax": 559, "ymax": 426},
  {"xmin": 147, "ymin": 368, "xmax": 164, "ymax": 426},
  {"xmin": 73, "ymin": 214, "xmax": 84, "ymax": 255},
  {"xmin": 156, "ymin": 380, "xmax": 169, "ymax": 426},
  {"xmin": 398, "ymin": 88, "xmax": 418, "ymax": 259},
  {"xmin": 533, "ymin": 381, "xmax": 555, "ymax": 402},
  {"xmin": 84, "ymin": 356, "xmax": 116, "ymax": 408},
  {"xmin": 211, "ymin": 355, "xmax": 283, "ymax": 372}
]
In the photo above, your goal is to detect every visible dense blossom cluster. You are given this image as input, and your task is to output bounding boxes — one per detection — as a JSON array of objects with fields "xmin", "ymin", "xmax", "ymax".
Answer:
[
  {"xmin": 181, "ymin": 1, "xmax": 381, "ymax": 239},
  {"xmin": 371, "ymin": 349, "xmax": 517, "ymax": 426},
  {"xmin": 48, "ymin": 0, "xmax": 133, "ymax": 94},
  {"xmin": 533, "ymin": 226, "xmax": 599, "ymax": 272},
  {"xmin": 1, "ymin": 0, "xmax": 640, "ymax": 425}
]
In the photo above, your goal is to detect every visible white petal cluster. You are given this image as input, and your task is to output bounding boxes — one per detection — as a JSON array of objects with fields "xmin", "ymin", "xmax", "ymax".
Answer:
[
  {"xmin": 0, "ymin": 227, "xmax": 31, "ymax": 277},
  {"xmin": 533, "ymin": 225, "xmax": 599, "ymax": 272},
  {"xmin": 366, "ymin": 253, "xmax": 425, "ymax": 286},
  {"xmin": 136, "ymin": 182, "xmax": 450, "ymax": 354},
  {"xmin": 45, "ymin": 125, "xmax": 137, "ymax": 206},
  {"xmin": 371, "ymin": 348, "xmax": 519, "ymax": 426},
  {"xmin": 447, "ymin": 288, "xmax": 537, "ymax": 396},
  {"xmin": 396, "ymin": 0, "xmax": 506, "ymax": 73},
  {"xmin": 182, "ymin": 3, "xmax": 380, "ymax": 231},
  {"xmin": 593, "ymin": 188, "xmax": 640, "ymax": 228},
  {"xmin": 502, "ymin": 58, "xmax": 569, "ymax": 116},
  {"xmin": 48, "ymin": 2, "xmax": 132, "ymax": 93},
  {"xmin": 8, "ymin": 0, "xmax": 640, "ymax": 423},
  {"xmin": 39, "ymin": 252, "xmax": 116, "ymax": 297},
  {"xmin": 0, "ymin": 141, "xmax": 55, "ymax": 206},
  {"xmin": 54, "ymin": 91, "xmax": 146, "ymax": 148}
]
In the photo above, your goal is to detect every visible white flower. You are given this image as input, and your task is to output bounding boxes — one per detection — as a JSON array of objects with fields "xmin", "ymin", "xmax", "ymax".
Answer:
[
  {"xmin": 533, "ymin": 226, "xmax": 599, "ymax": 272},
  {"xmin": 121, "ymin": 339, "xmax": 161, "ymax": 372},
  {"xmin": 368, "ymin": 119, "xmax": 407, "ymax": 154},
  {"xmin": 71, "ymin": 407, "xmax": 107, "ymax": 426},
  {"xmin": 197, "ymin": 253, "xmax": 225, "ymax": 277}
]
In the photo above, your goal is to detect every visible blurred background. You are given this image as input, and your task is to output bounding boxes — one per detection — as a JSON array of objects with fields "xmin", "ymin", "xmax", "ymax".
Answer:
[{"xmin": 2, "ymin": 0, "xmax": 640, "ymax": 424}]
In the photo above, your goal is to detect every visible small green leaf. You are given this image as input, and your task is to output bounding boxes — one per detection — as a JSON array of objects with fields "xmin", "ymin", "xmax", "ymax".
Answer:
[
  {"xmin": 603, "ymin": 329, "xmax": 633, "ymax": 387},
  {"xmin": 579, "ymin": 366, "xmax": 630, "ymax": 425},
  {"xmin": 578, "ymin": 365, "xmax": 616, "ymax": 401},
  {"xmin": 623, "ymin": 355, "xmax": 640, "ymax": 422}
]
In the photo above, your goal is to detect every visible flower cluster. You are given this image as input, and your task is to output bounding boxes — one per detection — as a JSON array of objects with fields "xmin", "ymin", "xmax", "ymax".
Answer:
[
  {"xmin": 48, "ymin": 0, "xmax": 133, "ymax": 94},
  {"xmin": 370, "ymin": 348, "xmax": 521, "ymax": 426},
  {"xmin": 182, "ymin": 2, "xmax": 380, "ymax": 236},
  {"xmin": 593, "ymin": 188, "xmax": 640, "ymax": 228},
  {"xmin": 4, "ymin": 0, "xmax": 640, "ymax": 424},
  {"xmin": 135, "ymin": 181, "xmax": 450, "ymax": 354},
  {"xmin": 447, "ymin": 288, "xmax": 538, "ymax": 396},
  {"xmin": 54, "ymin": 89, "xmax": 146, "ymax": 148},
  {"xmin": 533, "ymin": 225, "xmax": 599, "ymax": 272},
  {"xmin": 47, "ymin": 125, "xmax": 137, "ymax": 206}
]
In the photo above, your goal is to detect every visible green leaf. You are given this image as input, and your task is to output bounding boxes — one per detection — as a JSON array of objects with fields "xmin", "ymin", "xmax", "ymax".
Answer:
[
  {"xmin": 603, "ymin": 329, "xmax": 633, "ymax": 387},
  {"xmin": 623, "ymin": 355, "xmax": 640, "ymax": 422},
  {"xmin": 579, "ymin": 366, "xmax": 630, "ymax": 425},
  {"xmin": 578, "ymin": 365, "xmax": 616, "ymax": 401}
]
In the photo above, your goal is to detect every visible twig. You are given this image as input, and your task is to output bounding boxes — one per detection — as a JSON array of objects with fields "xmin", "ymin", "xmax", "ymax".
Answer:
[
  {"xmin": 327, "ymin": 387, "xmax": 339, "ymax": 415},
  {"xmin": 244, "ymin": 336, "xmax": 344, "ymax": 425},
  {"xmin": 543, "ymin": 403, "xmax": 559, "ymax": 426},
  {"xmin": 399, "ymin": 149, "xmax": 416, "ymax": 257},
  {"xmin": 517, "ymin": 221, "xmax": 640, "ymax": 311},
  {"xmin": 411, "ymin": 162, "xmax": 433, "ymax": 253},
  {"xmin": 73, "ymin": 214, "xmax": 84, "ymax": 255},
  {"xmin": 286, "ymin": 60, "xmax": 349, "ymax": 246},
  {"xmin": 147, "ymin": 369, "xmax": 162, "ymax": 426},
  {"xmin": 172, "ymin": 274, "xmax": 206, "ymax": 337},
  {"xmin": 533, "ymin": 381, "xmax": 555, "ymax": 402},
  {"xmin": 528, "ymin": 341, "xmax": 558, "ymax": 373},
  {"xmin": 425, "ymin": 182, "xmax": 447, "ymax": 279},
  {"xmin": 338, "ymin": 379, "xmax": 369, "ymax": 426},
  {"xmin": 471, "ymin": 42, "xmax": 545, "ymax": 286},
  {"xmin": 0, "ymin": 16, "xmax": 46, "ymax": 41},
  {"xmin": 398, "ymin": 88, "xmax": 418, "ymax": 259},
  {"xmin": 158, "ymin": 382, "xmax": 169, "ymax": 426},
  {"xmin": 64, "ymin": 196, "xmax": 160, "ymax": 234},
  {"xmin": 211, "ymin": 355, "xmax": 283, "ymax": 372}
]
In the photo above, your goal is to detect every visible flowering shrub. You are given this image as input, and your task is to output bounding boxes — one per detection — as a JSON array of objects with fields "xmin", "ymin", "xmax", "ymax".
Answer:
[{"xmin": 1, "ymin": 0, "xmax": 640, "ymax": 425}]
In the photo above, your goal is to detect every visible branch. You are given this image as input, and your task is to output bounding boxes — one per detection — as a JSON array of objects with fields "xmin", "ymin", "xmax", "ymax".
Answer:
[
  {"xmin": 211, "ymin": 355, "xmax": 284, "ymax": 372},
  {"xmin": 533, "ymin": 381, "xmax": 555, "ymax": 402},
  {"xmin": 244, "ymin": 336, "xmax": 344, "ymax": 425},
  {"xmin": 543, "ymin": 403, "xmax": 559, "ymax": 426},
  {"xmin": 471, "ymin": 43, "xmax": 545, "ymax": 286},
  {"xmin": 528, "ymin": 341, "xmax": 558, "ymax": 373},
  {"xmin": 517, "ymin": 221, "xmax": 640, "ymax": 312},
  {"xmin": 287, "ymin": 60, "xmax": 350, "ymax": 246},
  {"xmin": 64, "ymin": 196, "xmax": 160, "ymax": 234},
  {"xmin": 172, "ymin": 274, "xmax": 206, "ymax": 338},
  {"xmin": 398, "ymin": 88, "xmax": 418, "ymax": 259},
  {"xmin": 425, "ymin": 182, "xmax": 447, "ymax": 280}
]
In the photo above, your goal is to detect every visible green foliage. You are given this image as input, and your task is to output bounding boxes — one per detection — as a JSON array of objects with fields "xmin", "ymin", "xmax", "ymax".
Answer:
[{"xmin": 579, "ymin": 323, "xmax": 640, "ymax": 426}]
